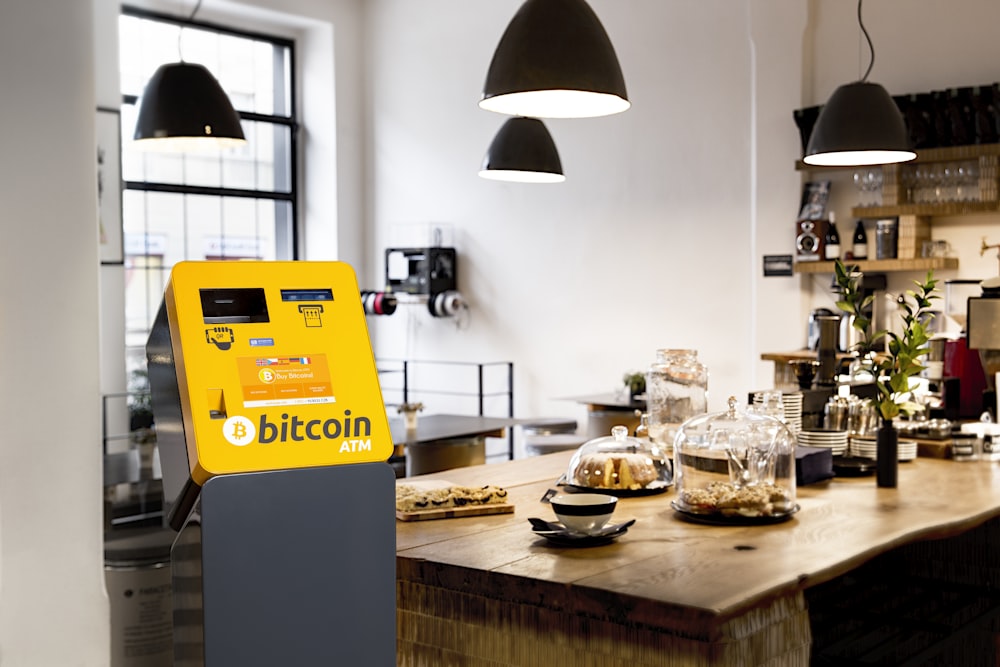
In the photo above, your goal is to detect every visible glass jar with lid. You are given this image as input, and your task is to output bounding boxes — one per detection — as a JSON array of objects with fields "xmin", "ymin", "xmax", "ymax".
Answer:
[
  {"xmin": 564, "ymin": 425, "xmax": 672, "ymax": 495},
  {"xmin": 672, "ymin": 396, "xmax": 797, "ymax": 522},
  {"xmin": 645, "ymin": 349, "xmax": 708, "ymax": 451}
]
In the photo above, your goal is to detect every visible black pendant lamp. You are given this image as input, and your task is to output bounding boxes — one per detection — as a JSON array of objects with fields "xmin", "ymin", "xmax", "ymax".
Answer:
[
  {"xmin": 132, "ymin": 1, "xmax": 246, "ymax": 152},
  {"xmin": 479, "ymin": 117, "xmax": 565, "ymax": 183},
  {"xmin": 803, "ymin": 0, "xmax": 914, "ymax": 167},
  {"xmin": 133, "ymin": 62, "xmax": 246, "ymax": 151},
  {"xmin": 479, "ymin": 0, "xmax": 629, "ymax": 119}
]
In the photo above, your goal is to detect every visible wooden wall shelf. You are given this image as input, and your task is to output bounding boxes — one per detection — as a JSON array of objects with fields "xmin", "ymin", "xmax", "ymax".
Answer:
[
  {"xmin": 793, "ymin": 257, "xmax": 959, "ymax": 274},
  {"xmin": 851, "ymin": 200, "xmax": 1000, "ymax": 218},
  {"xmin": 795, "ymin": 142, "xmax": 1000, "ymax": 171}
]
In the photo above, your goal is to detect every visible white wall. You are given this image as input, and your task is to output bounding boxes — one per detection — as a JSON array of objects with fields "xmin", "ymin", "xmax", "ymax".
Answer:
[
  {"xmin": 365, "ymin": 0, "xmax": 1000, "ymax": 429},
  {"xmin": 0, "ymin": 1, "xmax": 109, "ymax": 664},
  {"xmin": 365, "ymin": 0, "xmax": 804, "ymax": 425}
]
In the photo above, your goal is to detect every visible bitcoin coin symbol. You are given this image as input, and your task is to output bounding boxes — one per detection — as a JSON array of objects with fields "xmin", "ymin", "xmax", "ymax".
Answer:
[{"xmin": 223, "ymin": 416, "xmax": 256, "ymax": 446}]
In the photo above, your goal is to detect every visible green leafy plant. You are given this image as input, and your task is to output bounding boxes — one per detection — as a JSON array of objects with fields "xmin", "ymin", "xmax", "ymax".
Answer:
[
  {"xmin": 622, "ymin": 371, "xmax": 646, "ymax": 397},
  {"xmin": 833, "ymin": 259, "xmax": 938, "ymax": 421}
]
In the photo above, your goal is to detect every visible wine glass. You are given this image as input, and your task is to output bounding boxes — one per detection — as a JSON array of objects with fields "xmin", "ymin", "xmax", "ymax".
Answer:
[
  {"xmin": 941, "ymin": 162, "xmax": 957, "ymax": 202},
  {"xmin": 901, "ymin": 165, "xmax": 918, "ymax": 204},
  {"xmin": 867, "ymin": 168, "xmax": 883, "ymax": 206},
  {"xmin": 853, "ymin": 170, "xmax": 869, "ymax": 207}
]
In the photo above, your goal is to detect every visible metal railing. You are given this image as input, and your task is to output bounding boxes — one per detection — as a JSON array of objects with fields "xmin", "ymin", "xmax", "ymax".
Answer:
[{"xmin": 377, "ymin": 359, "xmax": 515, "ymax": 460}]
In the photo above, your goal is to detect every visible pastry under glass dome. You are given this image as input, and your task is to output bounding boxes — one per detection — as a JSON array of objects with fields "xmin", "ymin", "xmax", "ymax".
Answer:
[
  {"xmin": 564, "ymin": 425, "xmax": 673, "ymax": 495},
  {"xmin": 672, "ymin": 396, "xmax": 797, "ymax": 521}
]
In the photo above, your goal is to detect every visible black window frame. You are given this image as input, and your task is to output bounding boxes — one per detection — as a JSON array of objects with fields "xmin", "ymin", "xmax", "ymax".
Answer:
[{"xmin": 120, "ymin": 4, "xmax": 300, "ymax": 258}]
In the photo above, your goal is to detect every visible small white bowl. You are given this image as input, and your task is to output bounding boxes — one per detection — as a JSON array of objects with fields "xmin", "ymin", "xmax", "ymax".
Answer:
[{"xmin": 550, "ymin": 493, "xmax": 618, "ymax": 534}]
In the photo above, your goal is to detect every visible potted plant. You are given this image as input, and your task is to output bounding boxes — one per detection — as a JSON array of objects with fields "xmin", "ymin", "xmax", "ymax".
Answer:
[
  {"xmin": 622, "ymin": 371, "xmax": 646, "ymax": 401},
  {"xmin": 833, "ymin": 259, "xmax": 938, "ymax": 487}
]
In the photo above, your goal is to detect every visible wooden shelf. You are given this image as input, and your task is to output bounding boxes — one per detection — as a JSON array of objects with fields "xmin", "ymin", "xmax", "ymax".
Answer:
[
  {"xmin": 796, "ymin": 142, "xmax": 1000, "ymax": 171},
  {"xmin": 851, "ymin": 200, "xmax": 1000, "ymax": 218},
  {"xmin": 793, "ymin": 257, "xmax": 959, "ymax": 274}
]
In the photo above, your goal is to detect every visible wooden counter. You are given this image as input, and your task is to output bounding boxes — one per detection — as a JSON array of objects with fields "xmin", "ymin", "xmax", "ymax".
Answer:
[{"xmin": 396, "ymin": 450, "xmax": 1000, "ymax": 665}]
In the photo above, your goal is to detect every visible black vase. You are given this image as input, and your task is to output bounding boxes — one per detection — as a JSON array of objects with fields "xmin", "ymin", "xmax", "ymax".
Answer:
[{"xmin": 877, "ymin": 419, "xmax": 898, "ymax": 488}]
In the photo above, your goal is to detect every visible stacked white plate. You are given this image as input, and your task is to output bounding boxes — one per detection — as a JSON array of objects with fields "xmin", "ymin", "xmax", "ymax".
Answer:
[
  {"xmin": 780, "ymin": 392, "xmax": 803, "ymax": 432},
  {"xmin": 751, "ymin": 391, "xmax": 803, "ymax": 433},
  {"xmin": 798, "ymin": 429, "xmax": 848, "ymax": 455},
  {"xmin": 850, "ymin": 437, "xmax": 918, "ymax": 461}
]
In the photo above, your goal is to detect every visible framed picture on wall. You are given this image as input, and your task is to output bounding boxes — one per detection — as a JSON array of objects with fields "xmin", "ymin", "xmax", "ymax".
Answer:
[
  {"xmin": 97, "ymin": 107, "xmax": 124, "ymax": 265},
  {"xmin": 798, "ymin": 180, "xmax": 831, "ymax": 221}
]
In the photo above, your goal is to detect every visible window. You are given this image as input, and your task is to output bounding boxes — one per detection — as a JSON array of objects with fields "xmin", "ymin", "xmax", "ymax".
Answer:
[{"xmin": 118, "ymin": 7, "xmax": 297, "ymax": 373}]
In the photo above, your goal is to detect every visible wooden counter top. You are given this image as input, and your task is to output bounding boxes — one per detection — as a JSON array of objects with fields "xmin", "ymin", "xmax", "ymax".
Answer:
[
  {"xmin": 760, "ymin": 349, "xmax": 854, "ymax": 363},
  {"xmin": 396, "ymin": 450, "xmax": 1000, "ymax": 663}
]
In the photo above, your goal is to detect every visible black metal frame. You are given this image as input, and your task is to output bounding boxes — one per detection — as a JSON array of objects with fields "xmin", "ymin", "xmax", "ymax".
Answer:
[{"xmin": 377, "ymin": 359, "xmax": 516, "ymax": 460}]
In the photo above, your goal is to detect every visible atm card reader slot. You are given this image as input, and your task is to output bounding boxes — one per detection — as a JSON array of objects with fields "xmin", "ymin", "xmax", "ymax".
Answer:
[{"xmin": 200, "ymin": 288, "xmax": 270, "ymax": 324}]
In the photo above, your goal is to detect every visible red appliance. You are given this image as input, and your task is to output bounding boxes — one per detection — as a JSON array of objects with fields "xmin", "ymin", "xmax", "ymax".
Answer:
[{"xmin": 943, "ymin": 337, "xmax": 987, "ymax": 419}]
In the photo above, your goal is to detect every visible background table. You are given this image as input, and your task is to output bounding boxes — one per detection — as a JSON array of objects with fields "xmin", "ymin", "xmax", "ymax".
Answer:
[
  {"xmin": 389, "ymin": 414, "xmax": 523, "ymax": 476},
  {"xmin": 562, "ymin": 392, "xmax": 645, "ymax": 436}
]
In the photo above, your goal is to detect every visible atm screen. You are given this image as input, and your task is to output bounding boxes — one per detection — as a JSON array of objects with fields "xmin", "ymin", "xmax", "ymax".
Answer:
[{"xmin": 200, "ymin": 288, "xmax": 270, "ymax": 324}]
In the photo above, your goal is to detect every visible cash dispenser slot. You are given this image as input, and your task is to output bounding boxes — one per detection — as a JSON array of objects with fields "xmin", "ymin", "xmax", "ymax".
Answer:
[{"xmin": 200, "ymin": 287, "xmax": 270, "ymax": 323}]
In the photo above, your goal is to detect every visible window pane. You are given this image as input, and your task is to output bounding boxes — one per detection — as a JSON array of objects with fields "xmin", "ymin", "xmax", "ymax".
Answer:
[
  {"xmin": 124, "ymin": 190, "xmax": 283, "ymax": 264},
  {"xmin": 119, "ymin": 14, "xmax": 292, "ymax": 118},
  {"xmin": 121, "ymin": 105, "xmax": 290, "ymax": 194},
  {"xmin": 117, "ymin": 9, "xmax": 297, "ymax": 387}
]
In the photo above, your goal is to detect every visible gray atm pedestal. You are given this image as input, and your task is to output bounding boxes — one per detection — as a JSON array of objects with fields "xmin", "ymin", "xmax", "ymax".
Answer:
[{"xmin": 171, "ymin": 463, "xmax": 396, "ymax": 666}]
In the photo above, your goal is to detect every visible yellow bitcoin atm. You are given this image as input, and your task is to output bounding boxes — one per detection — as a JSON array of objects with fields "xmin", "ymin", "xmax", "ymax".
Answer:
[{"xmin": 146, "ymin": 261, "xmax": 395, "ymax": 666}]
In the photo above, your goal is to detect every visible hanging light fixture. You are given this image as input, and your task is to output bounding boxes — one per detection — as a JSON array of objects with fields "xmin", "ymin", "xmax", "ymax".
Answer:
[
  {"xmin": 479, "ymin": 117, "xmax": 565, "ymax": 183},
  {"xmin": 803, "ymin": 0, "xmax": 914, "ymax": 167},
  {"xmin": 132, "ymin": 1, "xmax": 246, "ymax": 152},
  {"xmin": 479, "ymin": 0, "xmax": 629, "ymax": 119}
]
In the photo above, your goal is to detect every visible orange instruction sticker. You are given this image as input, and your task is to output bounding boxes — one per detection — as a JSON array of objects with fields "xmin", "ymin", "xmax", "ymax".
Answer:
[{"xmin": 236, "ymin": 354, "xmax": 334, "ymax": 407}]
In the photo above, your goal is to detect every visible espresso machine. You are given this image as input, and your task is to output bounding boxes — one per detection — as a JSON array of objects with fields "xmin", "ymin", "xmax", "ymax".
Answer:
[{"xmin": 967, "ymin": 276, "xmax": 1000, "ymax": 420}]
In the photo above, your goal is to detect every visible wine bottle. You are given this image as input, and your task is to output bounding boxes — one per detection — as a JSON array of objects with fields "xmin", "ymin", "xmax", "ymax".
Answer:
[
  {"xmin": 823, "ymin": 213, "xmax": 841, "ymax": 260},
  {"xmin": 852, "ymin": 220, "xmax": 868, "ymax": 259}
]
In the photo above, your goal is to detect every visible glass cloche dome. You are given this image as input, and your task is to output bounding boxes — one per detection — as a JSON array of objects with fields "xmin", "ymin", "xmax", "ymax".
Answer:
[
  {"xmin": 565, "ymin": 425, "xmax": 672, "ymax": 495},
  {"xmin": 672, "ymin": 396, "xmax": 797, "ymax": 522}
]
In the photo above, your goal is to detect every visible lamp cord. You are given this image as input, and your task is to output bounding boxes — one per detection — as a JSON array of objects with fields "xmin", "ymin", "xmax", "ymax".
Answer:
[
  {"xmin": 857, "ymin": 0, "xmax": 874, "ymax": 82},
  {"xmin": 177, "ymin": 0, "xmax": 204, "ymax": 62}
]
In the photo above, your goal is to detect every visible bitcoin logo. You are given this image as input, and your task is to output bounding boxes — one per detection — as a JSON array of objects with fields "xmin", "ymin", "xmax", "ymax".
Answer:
[
  {"xmin": 258, "ymin": 368, "xmax": 276, "ymax": 384},
  {"xmin": 223, "ymin": 415, "xmax": 256, "ymax": 446}
]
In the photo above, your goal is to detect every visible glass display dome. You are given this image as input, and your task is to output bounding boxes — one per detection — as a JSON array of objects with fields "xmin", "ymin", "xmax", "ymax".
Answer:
[
  {"xmin": 564, "ymin": 425, "xmax": 673, "ymax": 496},
  {"xmin": 672, "ymin": 396, "xmax": 797, "ymax": 522}
]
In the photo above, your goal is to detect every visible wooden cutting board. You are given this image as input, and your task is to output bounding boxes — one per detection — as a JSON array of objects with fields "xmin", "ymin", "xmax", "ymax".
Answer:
[
  {"xmin": 396, "ymin": 478, "xmax": 515, "ymax": 521},
  {"xmin": 396, "ymin": 503, "xmax": 515, "ymax": 522}
]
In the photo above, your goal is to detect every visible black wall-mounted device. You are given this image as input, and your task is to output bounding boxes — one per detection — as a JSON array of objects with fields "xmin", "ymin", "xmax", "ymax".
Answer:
[{"xmin": 384, "ymin": 247, "xmax": 457, "ymax": 295}]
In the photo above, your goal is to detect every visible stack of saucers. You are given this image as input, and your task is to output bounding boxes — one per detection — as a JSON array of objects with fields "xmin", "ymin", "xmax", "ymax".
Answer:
[
  {"xmin": 780, "ymin": 392, "xmax": 803, "ymax": 432},
  {"xmin": 798, "ymin": 428, "xmax": 848, "ymax": 455},
  {"xmin": 850, "ymin": 437, "xmax": 918, "ymax": 461}
]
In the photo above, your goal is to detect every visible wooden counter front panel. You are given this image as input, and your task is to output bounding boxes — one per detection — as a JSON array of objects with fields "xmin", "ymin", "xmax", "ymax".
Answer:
[{"xmin": 397, "ymin": 579, "xmax": 811, "ymax": 666}]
